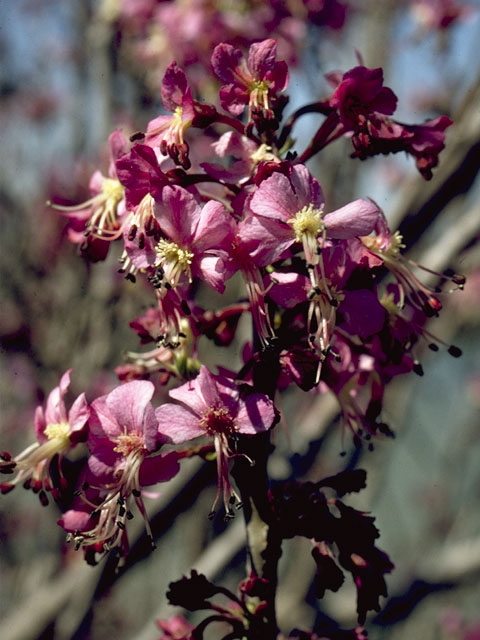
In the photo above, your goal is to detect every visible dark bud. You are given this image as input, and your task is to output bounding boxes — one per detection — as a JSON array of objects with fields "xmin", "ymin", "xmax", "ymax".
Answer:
[
  {"xmin": 448, "ymin": 345, "xmax": 462, "ymax": 358},
  {"xmin": 1, "ymin": 483, "xmax": 14, "ymax": 494},
  {"xmin": 129, "ymin": 131, "xmax": 145, "ymax": 142},
  {"xmin": 413, "ymin": 362, "xmax": 424, "ymax": 376}
]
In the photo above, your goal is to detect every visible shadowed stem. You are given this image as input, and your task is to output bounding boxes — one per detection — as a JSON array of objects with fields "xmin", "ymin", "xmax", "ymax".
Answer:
[{"xmin": 232, "ymin": 349, "xmax": 282, "ymax": 639}]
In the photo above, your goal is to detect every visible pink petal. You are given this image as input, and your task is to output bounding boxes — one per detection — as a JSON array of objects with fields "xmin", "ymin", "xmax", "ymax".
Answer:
[
  {"xmin": 138, "ymin": 451, "xmax": 180, "ymax": 486},
  {"xmin": 250, "ymin": 172, "xmax": 299, "ymax": 222},
  {"xmin": 211, "ymin": 43, "xmax": 244, "ymax": 84},
  {"xmin": 324, "ymin": 199, "xmax": 380, "ymax": 239},
  {"xmin": 68, "ymin": 392, "xmax": 90, "ymax": 434},
  {"xmin": 247, "ymin": 39, "xmax": 277, "ymax": 79},
  {"xmin": 169, "ymin": 366, "xmax": 220, "ymax": 414},
  {"xmin": 105, "ymin": 380, "xmax": 156, "ymax": 442},
  {"xmin": 161, "ymin": 61, "xmax": 189, "ymax": 111},
  {"xmin": 235, "ymin": 394, "xmax": 275, "ymax": 434},
  {"xmin": 58, "ymin": 509, "xmax": 92, "ymax": 533},
  {"xmin": 156, "ymin": 185, "xmax": 200, "ymax": 245},
  {"xmin": 196, "ymin": 254, "xmax": 228, "ymax": 292},
  {"xmin": 44, "ymin": 370, "xmax": 71, "ymax": 425},
  {"xmin": 89, "ymin": 395, "xmax": 121, "ymax": 440},
  {"xmin": 155, "ymin": 404, "xmax": 204, "ymax": 443},
  {"xmin": 34, "ymin": 405, "xmax": 47, "ymax": 443},
  {"xmin": 192, "ymin": 200, "xmax": 233, "ymax": 254},
  {"xmin": 290, "ymin": 165, "xmax": 324, "ymax": 209},
  {"xmin": 238, "ymin": 214, "xmax": 293, "ymax": 266}
]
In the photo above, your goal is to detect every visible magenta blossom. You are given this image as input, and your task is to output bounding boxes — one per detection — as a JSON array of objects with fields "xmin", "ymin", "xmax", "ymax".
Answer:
[
  {"xmin": 50, "ymin": 130, "xmax": 127, "ymax": 260},
  {"xmin": 249, "ymin": 164, "xmax": 380, "ymax": 361},
  {"xmin": 59, "ymin": 380, "xmax": 179, "ymax": 559},
  {"xmin": 323, "ymin": 65, "xmax": 452, "ymax": 179},
  {"xmin": 211, "ymin": 39, "xmax": 288, "ymax": 122},
  {"xmin": 142, "ymin": 62, "xmax": 196, "ymax": 169},
  {"xmin": 155, "ymin": 366, "xmax": 276, "ymax": 515},
  {"xmin": 1, "ymin": 370, "xmax": 89, "ymax": 503}
]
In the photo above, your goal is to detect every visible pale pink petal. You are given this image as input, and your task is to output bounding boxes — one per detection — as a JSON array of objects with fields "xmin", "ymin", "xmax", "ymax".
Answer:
[
  {"xmin": 195, "ymin": 254, "xmax": 228, "ymax": 292},
  {"xmin": 105, "ymin": 380, "xmax": 156, "ymax": 437},
  {"xmin": 235, "ymin": 394, "xmax": 275, "ymax": 434},
  {"xmin": 44, "ymin": 370, "xmax": 71, "ymax": 425},
  {"xmin": 58, "ymin": 509, "xmax": 92, "ymax": 533},
  {"xmin": 155, "ymin": 404, "xmax": 204, "ymax": 443},
  {"xmin": 192, "ymin": 200, "xmax": 233, "ymax": 253},
  {"xmin": 211, "ymin": 131, "xmax": 256, "ymax": 160},
  {"xmin": 68, "ymin": 392, "xmax": 90, "ymax": 434},
  {"xmin": 155, "ymin": 186, "xmax": 200, "ymax": 245},
  {"xmin": 34, "ymin": 405, "xmax": 47, "ymax": 443},
  {"xmin": 89, "ymin": 395, "xmax": 120, "ymax": 440},
  {"xmin": 324, "ymin": 199, "xmax": 381, "ymax": 239},
  {"xmin": 290, "ymin": 165, "xmax": 324, "ymax": 209},
  {"xmin": 250, "ymin": 172, "xmax": 299, "ymax": 222},
  {"xmin": 239, "ymin": 214, "xmax": 293, "ymax": 266},
  {"xmin": 169, "ymin": 366, "xmax": 220, "ymax": 414}
]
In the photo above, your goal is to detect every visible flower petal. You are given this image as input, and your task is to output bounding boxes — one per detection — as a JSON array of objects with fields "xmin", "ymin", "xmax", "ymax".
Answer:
[
  {"xmin": 155, "ymin": 404, "xmax": 204, "ymax": 443},
  {"xmin": 324, "ymin": 199, "xmax": 380, "ymax": 239}
]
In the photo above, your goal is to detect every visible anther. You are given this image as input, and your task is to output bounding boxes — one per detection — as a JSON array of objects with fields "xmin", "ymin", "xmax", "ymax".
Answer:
[
  {"xmin": 180, "ymin": 300, "xmax": 191, "ymax": 316},
  {"xmin": 0, "ymin": 451, "xmax": 12, "ymax": 462},
  {"xmin": 130, "ymin": 131, "xmax": 145, "ymax": 142},
  {"xmin": 132, "ymin": 489, "xmax": 141, "ymax": 497},
  {"xmin": 127, "ymin": 225, "xmax": 138, "ymax": 241},
  {"xmin": 116, "ymin": 521, "xmax": 125, "ymax": 530},
  {"xmin": 208, "ymin": 510, "xmax": 216, "ymax": 520},
  {"xmin": 428, "ymin": 343, "xmax": 439, "ymax": 351},
  {"xmin": 448, "ymin": 345, "xmax": 462, "ymax": 358},
  {"xmin": 39, "ymin": 490, "xmax": 49, "ymax": 507},
  {"xmin": 125, "ymin": 273, "xmax": 136, "ymax": 283},
  {"xmin": 413, "ymin": 362, "xmax": 424, "ymax": 376}
]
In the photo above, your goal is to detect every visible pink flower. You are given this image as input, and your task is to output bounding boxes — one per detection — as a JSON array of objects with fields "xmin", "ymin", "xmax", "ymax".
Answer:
[
  {"xmin": 248, "ymin": 164, "xmax": 380, "ymax": 362},
  {"xmin": 50, "ymin": 131, "xmax": 128, "ymax": 260},
  {"xmin": 1, "ymin": 370, "xmax": 89, "ymax": 504},
  {"xmin": 201, "ymin": 131, "xmax": 279, "ymax": 184},
  {"xmin": 142, "ymin": 62, "xmax": 196, "ymax": 169},
  {"xmin": 155, "ymin": 366, "xmax": 276, "ymax": 515},
  {"xmin": 59, "ymin": 380, "xmax": 179, "ymax": 559},
  {"xmin": 125, "ymin": 185, "xmax": 233, "ymax": 292},
  {"xmin": 211, "ymin": 39, "xmax": 288, "ymax": 122},
  {"xmin": 323, "ymin": 66, "xmax": 452, "ymax": 179},
  {"xmin": 157, "ymin": 615, "xmax": 194, "ymax": 640}
]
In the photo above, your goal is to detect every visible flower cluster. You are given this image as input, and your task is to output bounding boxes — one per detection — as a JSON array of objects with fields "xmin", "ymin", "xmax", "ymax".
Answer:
[{"xmin": 2, "ymin": 34, "xmax": 463, "ymax": 636}]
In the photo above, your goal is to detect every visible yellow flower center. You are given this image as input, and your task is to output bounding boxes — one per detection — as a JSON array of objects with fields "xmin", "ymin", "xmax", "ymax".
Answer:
[
  {"xmin": 155, "ymin": 239, "xmax": 194, "ymax": 285},
  {"xmin": 363, "ymin": 230, "xmax": 405, "ymax": 259},
  {"xmin": 288, "ymin": 203, "xmax": 325, "ymax": 242},
  {"xmin": 44, "ymin": 421, "xmax": 71, "ymax": 447},
  {"xmin": 101, "ymin": 177, "xmax": 124, "ymax": 203},
  {"xmin": 113, "ymin": 432, "xmax": 145, "ymax": 457}
]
